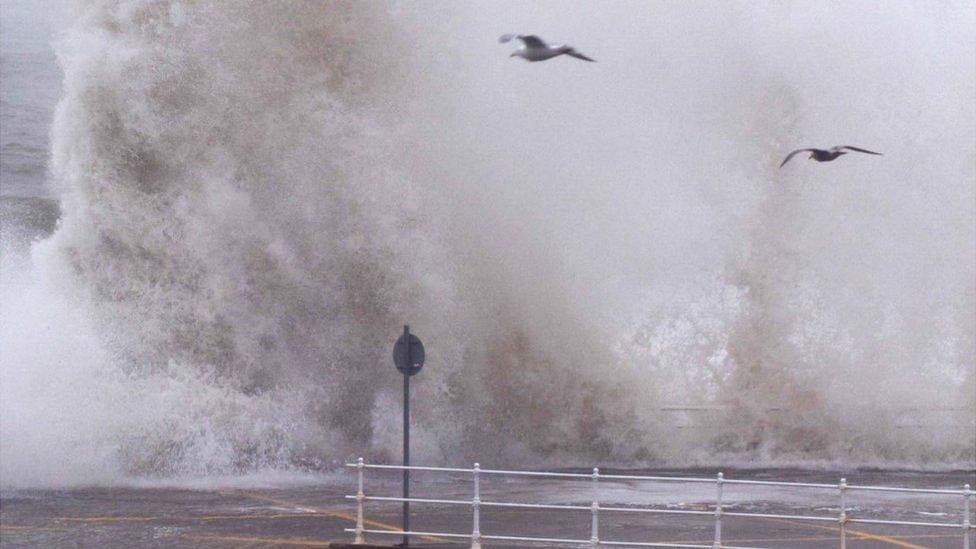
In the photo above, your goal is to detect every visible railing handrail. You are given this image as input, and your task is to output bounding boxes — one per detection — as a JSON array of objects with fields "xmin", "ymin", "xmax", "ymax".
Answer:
[
  {"xmin": 345, "ymin": 461, "xmax": 973, "ymax": 496},
  {"xmin": 346, "ymin": 459, "xmax": 976, "ymax": 548}
]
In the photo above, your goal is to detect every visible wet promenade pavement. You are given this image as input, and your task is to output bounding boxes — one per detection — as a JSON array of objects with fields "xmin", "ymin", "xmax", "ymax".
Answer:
[{"xmin": 2, "ymin": 469, "xmax": 973, "ymax": 548}]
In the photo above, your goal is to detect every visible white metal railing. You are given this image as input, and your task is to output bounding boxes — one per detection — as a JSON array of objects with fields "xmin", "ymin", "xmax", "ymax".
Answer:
[{"xmin": 345, "ymin": 459, "xmax": 975, "ymax": 548}]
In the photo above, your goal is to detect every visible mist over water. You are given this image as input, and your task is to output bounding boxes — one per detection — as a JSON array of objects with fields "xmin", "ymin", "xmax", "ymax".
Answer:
[
  {"xmin": 0, "ymin": 0, "xmax": 64, "ymax": 198},
  {"xmin": 1, "ymin": 1, "xmax": 973, "ymax": 486}
]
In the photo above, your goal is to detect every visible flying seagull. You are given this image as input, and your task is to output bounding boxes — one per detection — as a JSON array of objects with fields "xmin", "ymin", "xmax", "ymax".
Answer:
[
  {"xmin": 780, "ymin": 146, "xmax": 883, "ymax": 168},
  {"xmin": 499, "ymin": 34, "xmax": 595, "ymax": 62}
]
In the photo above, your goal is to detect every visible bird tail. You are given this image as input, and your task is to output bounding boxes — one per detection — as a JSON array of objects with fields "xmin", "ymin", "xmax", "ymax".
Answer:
[
  {"xmin": 566, "ymin": 49, "xmax": 596, "ymax": 62},
  {"xmin": 842, "ymin": 146, "xmax": 883, "ymax": 155}
]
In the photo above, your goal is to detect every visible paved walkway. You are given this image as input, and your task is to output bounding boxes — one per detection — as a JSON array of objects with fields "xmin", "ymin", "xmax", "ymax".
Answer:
[{"xmin": 2, "ymin": 469, "xmax": 972, "ymax": 548}]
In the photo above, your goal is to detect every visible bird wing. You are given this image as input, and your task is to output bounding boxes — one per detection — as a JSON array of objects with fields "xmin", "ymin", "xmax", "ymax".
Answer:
[
  {"xmin": 839, "ymin": 146, "xmax": 883, "ymax": 155},
  {"xmin": 780, "ymin": 149, "xmax": 814, "ymax": 168},
  {"xmin": 517, "ymin": 35, "xmax": 548, "ymax": 48},
  {"xmin": 565, "ymin": 49, "xmax": 596, "ymax": 62},
  {"xmin": 498, "ymin": 33, "xmax": 517, "ymax": 44}
]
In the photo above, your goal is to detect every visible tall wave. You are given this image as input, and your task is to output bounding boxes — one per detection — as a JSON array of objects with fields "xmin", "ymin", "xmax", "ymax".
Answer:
[{"xmin": 1, "ymin": 1, "xmax": 973, "ymax": 486}]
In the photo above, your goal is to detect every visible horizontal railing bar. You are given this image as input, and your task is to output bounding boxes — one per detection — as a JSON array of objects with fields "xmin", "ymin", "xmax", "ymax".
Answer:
[
  {"xmin": 722, "ymin": 511, "xmax": 837, "ymax": 522},
  {"xmin": 347, "ymin": 492, "xmax": 591, "ymax": 511},
  {"xmin": 847, "ymin": 517, "xmax": 968, "ymax": 529},
  {"xmin": 585, "ymin": 542, "xmax": 705, "ymax": 548},
  {"xmin": 345, "ymin": 495, "xmax": 471, "ymax": 506},
  {"xmin": 480, "ymin": 533, "xmax": 593, "ymax": 544},
  {"xmin": 478, "ymin": 467, "xmax": 591, "ymax": 478},
  {"xmin": 345, "ymin": 463, "xmax": 473, "ymax": 473},
  {"xmin": 845, "ymin": 484, "xmax": 968, "ymax": 495},
  {"xmin": 600, "ymin": 505, "xmax": 713, "ymax": 516},
  {"xmin": 601, "ymin": 474, "xmax": 717, "ymax": 483},
  {"xmin": 480, "ymin": 500, "xmax": 591, "ymax": 511}
]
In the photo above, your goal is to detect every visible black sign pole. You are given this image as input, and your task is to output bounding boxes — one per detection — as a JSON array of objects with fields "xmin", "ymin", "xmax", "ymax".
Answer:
[
  {"xmin": 402, "ymin": 324, "xmax": 410, "ymax": 547},
  {"xmin": 393, "ymin": 325, "xmax": 423, "ymax": 547}
]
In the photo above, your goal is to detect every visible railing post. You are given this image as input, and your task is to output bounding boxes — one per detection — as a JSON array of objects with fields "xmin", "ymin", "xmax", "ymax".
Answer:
[
  {"xmin": 964, "ymin": 483, "xmax": 971, "ymax": 549},
  {"xmin": 591, "ymin": 468, "xmax": 600, "ymax": 547},
  {"xmin": 355, "ymin": 457, "xmax": 366, "ymax": 544},
  {"xmin": 839, "ymin": 478, "xmax": 847, "ymax": 549},
  {"xmin": 713, "ymin": 472, "xmax": 723, "ymax": 548},
  {"xmin": 471, "ymin": 463, "xmax": 481, "ymax": 549}
]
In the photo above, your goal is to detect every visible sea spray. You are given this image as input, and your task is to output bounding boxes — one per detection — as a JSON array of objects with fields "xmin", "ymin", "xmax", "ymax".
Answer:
[{"xmin": 1, "ymin": 1, "xmax": 973, "ymax": 486}]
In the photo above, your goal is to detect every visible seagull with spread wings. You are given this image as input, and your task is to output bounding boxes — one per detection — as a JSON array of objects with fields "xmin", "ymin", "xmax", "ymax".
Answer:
[
  {"xmin": 780, "ymin": 146, "xmax": 883, "ymax": 168},
  {"xmin": 499, "ymin": 34, "xmax": 595, "ymax": 62}
]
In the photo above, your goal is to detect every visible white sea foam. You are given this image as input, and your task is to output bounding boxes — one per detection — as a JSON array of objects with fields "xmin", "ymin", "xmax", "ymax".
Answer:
[{"xmin": 0, "ymin": 1, "xmax": 973, "ymax": 487}]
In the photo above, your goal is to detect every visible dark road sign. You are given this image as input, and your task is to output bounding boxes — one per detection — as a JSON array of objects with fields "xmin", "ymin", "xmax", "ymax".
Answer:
[{"xmin": 393, "ymin": 331, "xmax": 425, "ymax": 376}]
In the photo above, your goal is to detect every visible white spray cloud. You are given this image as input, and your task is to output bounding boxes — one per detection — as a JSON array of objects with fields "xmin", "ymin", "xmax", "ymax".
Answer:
[{"xmin": 1, "ymin": 0, "xmax": 972, "ymax": 486}]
